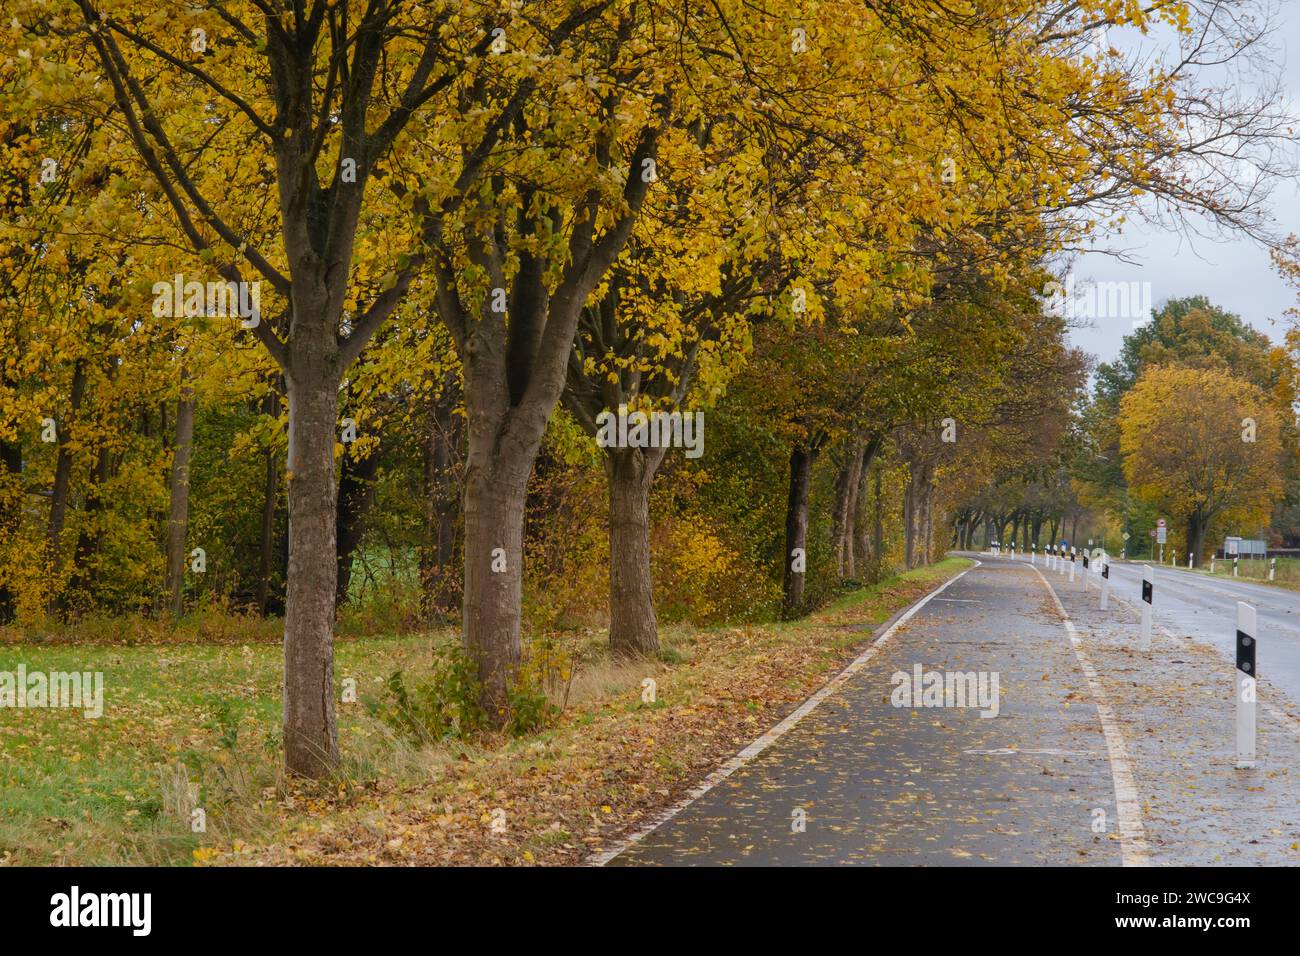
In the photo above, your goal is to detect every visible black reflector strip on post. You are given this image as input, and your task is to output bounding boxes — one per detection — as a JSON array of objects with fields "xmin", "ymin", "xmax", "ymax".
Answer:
[
  {"xmin": 1236, "ymin": 630, "xmax": 1256, "ymax": 675},
  {"xmin": 1142, "ymin": 579, "xmax": 1152, "ymax": 604},
  {"xmin": 1103, "ymin": 564, "xmax": 1109, "ymax": 579}
]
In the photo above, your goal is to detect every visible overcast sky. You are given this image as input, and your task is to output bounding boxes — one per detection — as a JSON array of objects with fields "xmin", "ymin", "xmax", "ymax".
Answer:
[{"xmin": 1066, "ymin": 4, "xmax": 1300, "ymax": 371}]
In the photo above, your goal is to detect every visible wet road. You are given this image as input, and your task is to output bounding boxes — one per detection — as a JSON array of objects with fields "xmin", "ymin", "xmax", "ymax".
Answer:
[
  {"xmin": 1039, "ymin": 555, "xmax": 1300, "ymax": 715},
  {"xmin": 609, "ymin": 560, "xmax": 1131, "ymax": 866}
]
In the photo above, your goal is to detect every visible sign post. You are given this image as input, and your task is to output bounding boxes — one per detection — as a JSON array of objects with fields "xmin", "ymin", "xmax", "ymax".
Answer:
[
  {"xmin": 1140, "ymin": 566, "xmax": 1153, "ymax": 653},
  {"xmin": 1236, "ymin": 602, "xmax": 1257, "ymax": 770}
]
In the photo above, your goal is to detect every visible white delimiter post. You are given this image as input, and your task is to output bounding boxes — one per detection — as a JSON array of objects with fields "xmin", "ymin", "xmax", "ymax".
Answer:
[
  {"xmin": 1236, "ymin": 602, "xmax": 1257, "ymax": 769},
  {"xmin": 1269, "ymin": 558, "xmax": 1276, "ymax": 581},
  {"xmin": 1233, "ymin": 556, "xmax": 1239, "ymax": 577},
  {"xmin": 1068, "ymin": 550, "xmax": 1076, "ymax": 583},
  {"xmin": 1140, "ymin": 565, "xmax": 1153, "ymax": 653},
  {"xmin": 1031, "ymin": 544, "xmax": 1036, "ymax": 566},
  {"xmin": 1081, "ymin": 552, "xmax": 1090, "ymax": 590},
  {"xmin": 1100, "ymin": 559, "xmax": 1110, "ymax": 610}
]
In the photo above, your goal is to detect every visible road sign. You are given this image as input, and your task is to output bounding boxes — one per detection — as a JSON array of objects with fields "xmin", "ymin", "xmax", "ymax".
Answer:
[
  {"xmin": 1148, "ymin": 530, "xmax": 1156, "ymax": 538},
  {"xmin": 1157, "ymin": 527, "xmax": 1167, "ymax": 544},
  {"xmin": 1122, "ymin": 532, "xmax": 1130, "ymax": 540},
  {"xmin": 1157, "ymin": 518, "xmax": 1166, "ymax": 528}
]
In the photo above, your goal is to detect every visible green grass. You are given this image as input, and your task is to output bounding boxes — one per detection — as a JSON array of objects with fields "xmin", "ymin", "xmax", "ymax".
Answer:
[
  {"xmin": 0, "ymin": 557, "xmax": 973, "ymax": 866},
  {"xmin": 0, "ymin": 634, "xmax": 446, "ymax": 865},
  {"xmin": 1189, "ymin": 554, "xmax": 1300, "ymax": 591},
  {"xmin": 823, "ymin": 556, "xmax": 973, "ymax": 618}
]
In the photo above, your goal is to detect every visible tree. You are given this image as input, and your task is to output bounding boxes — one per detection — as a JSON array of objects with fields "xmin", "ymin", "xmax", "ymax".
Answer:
[
  {"xmin": 47, "ymin": 0, "xmax": 549, "ymax": 773},
  {"xmin": 1119, "ymin": 365, "xmax": 1283, "ymax": 559}
]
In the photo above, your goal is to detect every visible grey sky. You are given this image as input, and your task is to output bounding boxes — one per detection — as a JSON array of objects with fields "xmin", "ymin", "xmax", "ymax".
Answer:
[{"xmin": 1066, "ymin": 4, "xmax": 1300, "ymax": 370}]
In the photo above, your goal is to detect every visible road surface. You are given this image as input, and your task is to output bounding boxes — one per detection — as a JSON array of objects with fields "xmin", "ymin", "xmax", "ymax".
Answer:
[
  {"xmin": 1076, "ymin": 557, "xmax": 1300, "ymax": 714},
  {"xmin": 610, "ymin": 559, "xmax": 1127, "ymax": 865},
  {"xmin": 603, "ymin": 555, "xmax": 1300, "ymax": 866}
]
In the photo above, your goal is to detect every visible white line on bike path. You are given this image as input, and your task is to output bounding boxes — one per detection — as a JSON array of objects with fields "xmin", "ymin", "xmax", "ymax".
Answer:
[{"xmin": 1031, "ymin": 564, "xmax": 1151, "ymax": 867}]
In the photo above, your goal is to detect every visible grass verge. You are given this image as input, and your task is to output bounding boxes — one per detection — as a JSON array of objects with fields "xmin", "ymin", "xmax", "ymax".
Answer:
[{"xmin": 0, "ymin": 557, "xmax": 971, "ymax": 866}]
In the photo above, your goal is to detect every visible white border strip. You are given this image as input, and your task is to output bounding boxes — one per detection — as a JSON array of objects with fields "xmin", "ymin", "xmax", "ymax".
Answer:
[
  {"xmin": 588, "ymin": 560, "xmax": 980, "ymax": 866},
  {"xmin": 1031, "ymin": 565, "xmax": 1151, "ymax": 866}
]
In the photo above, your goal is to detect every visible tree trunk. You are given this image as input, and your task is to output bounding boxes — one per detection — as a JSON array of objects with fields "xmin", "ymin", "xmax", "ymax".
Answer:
[
  {"xmin": 48, "ymin": 359, "xmax": 87, "ymax": 583},
  {"xmin": 164, "ymin": 377, "xmax": 196, "ymax": 618},
  {"xmin": 282, "ymin": 353, "xmax": 341, "ymax": 778},
  {"xmin": 903, "ymin": 471, "xmax": 917, "ymax": 568},
  {"xmin": 848, "ymin": 436, "xmax": 882, "ymax": 578},
  {"xmin": 831, "ymin": 437, "xmax": 865, "ymax": 578},
  {"xmin": 1188, "ymin": 512, "xmax": 1208, "ymax": 564},
  {"xmin": 782, "ymin": 445, "xmax": 814, "ymax": 618},
  {"xmin": 852, "ymin": 455, "xmax": 873, "ymax": 574},
  {"xmin": 872, "ymin": 464, "xmax": 884, "ymax": 569},
  {"xmin": 462, "ymin": 458, "xmax": 529, "ymax": 717},
  {"xmin": 922, "ymin": 480, "xmax": 935, "ymax": 562},
  {"xmin": 606, "ymin": 446, "xmax": 662, "ymax": 656}
]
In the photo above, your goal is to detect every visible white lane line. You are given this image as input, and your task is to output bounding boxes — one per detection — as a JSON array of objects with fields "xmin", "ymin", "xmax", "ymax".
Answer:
[
  {"xmin": 588, "ymin": 561, "xmax": 981, "ymax": 866},
  {"xmin": 1104, "ymin": 588, "xmax": 1300, "ymax": 740},
  {"xmin": 1031, "ymin": 565, "xmax": 1151, "ymax": 867}
]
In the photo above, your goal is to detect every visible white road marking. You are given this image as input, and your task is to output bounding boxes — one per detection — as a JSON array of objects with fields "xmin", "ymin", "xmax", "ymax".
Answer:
[
  {"xmin": 1031, "ymin": 565, "xmax": 1151, "ymax": 867},
  {"xmin": 588, "ymin": 561, "xmax": 981, "ymax": 866}
]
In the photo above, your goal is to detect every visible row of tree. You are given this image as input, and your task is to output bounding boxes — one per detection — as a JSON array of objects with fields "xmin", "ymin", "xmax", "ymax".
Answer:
[
  {"xmin": 957, "ymin": 294, "xmax": 1300, "ymax": 562},
  {"xmin": 2, "ymin": 1, "xmax": 1293, "ymax": 775}
]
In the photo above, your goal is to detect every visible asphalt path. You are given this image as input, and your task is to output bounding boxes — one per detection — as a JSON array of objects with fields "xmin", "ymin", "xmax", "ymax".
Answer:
[{"xmin": 609, "ymin": 559, "xmax": 1132, "ymax": 866}]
